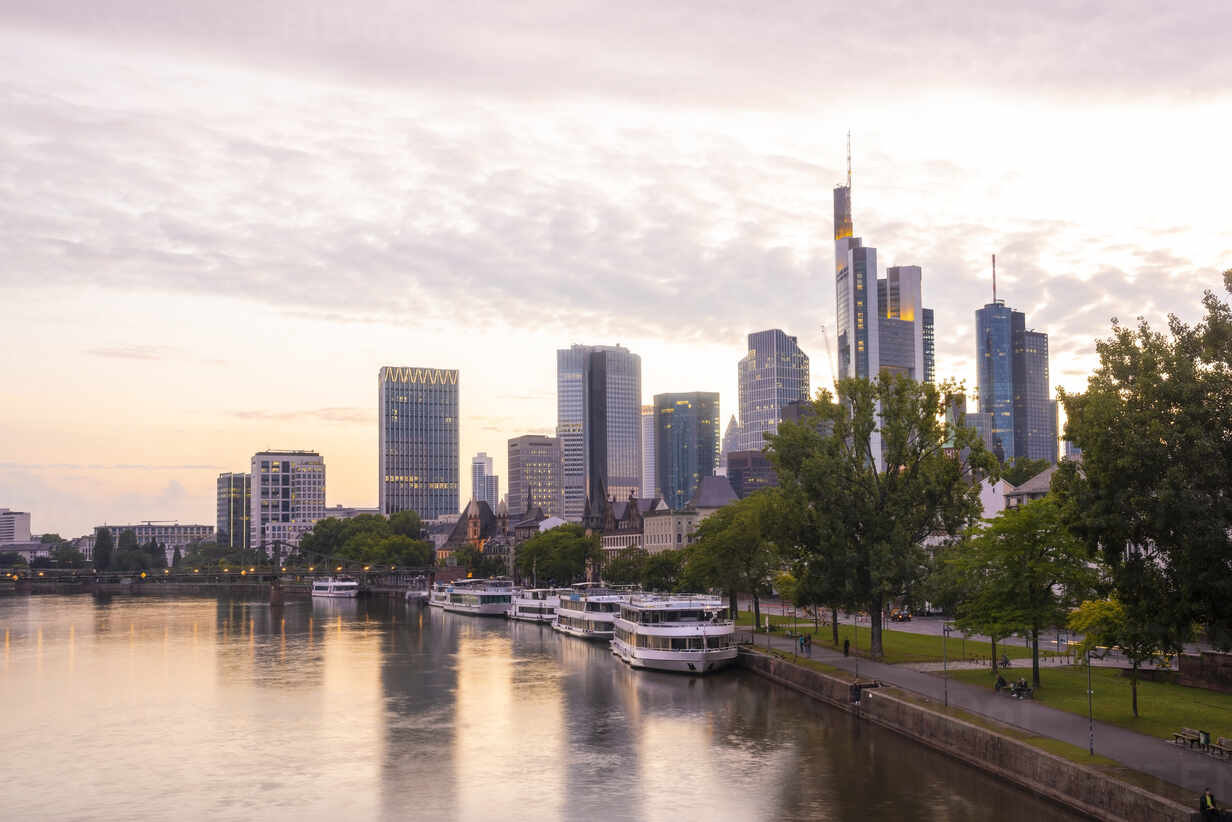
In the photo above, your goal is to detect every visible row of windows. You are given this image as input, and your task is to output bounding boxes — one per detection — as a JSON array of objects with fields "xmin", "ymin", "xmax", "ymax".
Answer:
[
  {"xmin": 613, "ymin": 627, "xmax": 733, "ymax": 650},
  {"xmin": 557, "ymin": 614, "xmax": 611, "ymax": 632}
]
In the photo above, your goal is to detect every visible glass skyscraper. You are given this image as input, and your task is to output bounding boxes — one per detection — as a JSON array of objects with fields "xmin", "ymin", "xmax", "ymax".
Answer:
[
  {"xmin": 215, "ymin": 472, "xmax": 250, "ymax": 551},
  {"xmin": 379, "ymin": 366, "xmax": 459, "ymax": 520},
  {"xmin": 470, "ymin": 452, "xmax": 499, "ymax": 510},
  {"xmin": 556, "ymin": 344, "xmax": 642, "ymax": 521},
  {"xmin": 640, "ymin": 405, "xmax": 656, "ymax": 498},
  {"xmin": 975, "ymin": 304, "xmax": 1057, "ymax": 463},
  {"xmin": 654, "ymin": 392, "xmax": 720, "ymax": 511},
  {"xmin": 507, "ymin": 434, "xmax": 561, "ymax": 517},
  {"xmin": 737, "ymin": 329, "xmax": 810, "ymax": 452}
]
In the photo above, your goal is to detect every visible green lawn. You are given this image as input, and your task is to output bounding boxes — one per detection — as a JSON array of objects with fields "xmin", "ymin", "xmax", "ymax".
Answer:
[
  {"xmin": 747, "ymin": 619, "xmax": 1054, "ymax": 666},
  {"xmin": 952, "ymin": 664, "xmax": 1232, "ymax": 742}
]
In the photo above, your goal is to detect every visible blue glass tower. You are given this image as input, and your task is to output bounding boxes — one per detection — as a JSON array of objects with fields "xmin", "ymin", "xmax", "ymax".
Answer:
[{"xmin": 654, "ymin": 392, "xmax": 720, "ymax": 511}]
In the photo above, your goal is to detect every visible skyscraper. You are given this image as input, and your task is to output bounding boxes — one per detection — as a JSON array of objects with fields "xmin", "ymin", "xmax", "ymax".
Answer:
[
  {"xmin": 922, "ymin": 307, "xmax": 936, "ymax": 384},
  {"xmin": 654, "ymin": 392, "xmax": 720, "ymax": 511},
  {"xmin": 250, "ymin": 450, "xmax": 325, "ymax": 549},
  {"xmin": 470, "ymin": 452, "xmax": 499, "ymax": 510},
  {"xmin": 737, "ymin": 329, "xmax": 809, "ymax": 452},
  {"xmin": 718, "ymin": 414, "xmax": 742, "ymax": 476},
  {"xmin": 640, "ymin": 405, "xmax": 656, "ymax": 498},
  {"xmin": 507, "ymin": 434, "xmax": 562, "ymax": 517},
  {"xmin": 378, "ymin": 366, "xmax": 460, "ymax": 520},
  {"xmin": 975, "ymin": 301, "xmax": 1057, "ymax": 463},
  {"xmin": 216, "ymin": 472, "xmax": 250, "ymax": 551},
  {"xmin": 556, "ymin": 344, "xmax": 642, "ymax": 521},
  {"xmin": 833, "ymin": 139, "xmax": 933, "ymax": 383}
]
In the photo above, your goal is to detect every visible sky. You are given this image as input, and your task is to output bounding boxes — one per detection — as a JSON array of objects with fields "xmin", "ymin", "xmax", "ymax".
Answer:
[{"xmin": 2, "ymin": 1, "xmax": 1230, "ymax": 538}]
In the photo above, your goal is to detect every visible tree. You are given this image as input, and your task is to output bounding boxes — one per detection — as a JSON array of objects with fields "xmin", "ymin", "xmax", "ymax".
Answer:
[
  {"xmin": 117, "ymin": 529, "xmax": 138, "ymax": 553},
  {"xmin": 143, "ymin": 540, "xmax": 166, "ymax": 569},
  {"xmin": 453, "ymin": 544, "xmax": 507, "ymax": 578},
  {"xmin": 643, "ymin": 549, "xmax": 685, "ymax": 592},
  {"xmin": 39, "ymin": 533, "xmax": 65, "ymax": 545},
  {"xmin": 949, "ymin": 498, "xmax": 1095, "ymax": 684},
  {"xmin": 51, "ymin": 545, "xmax": 86, "ymax": 568},
  {"xmin": 687, "ymin": 490, "xmax": 781, "ymax": 630},
  {"xmin": 93, "ymin": 528, "xmax": 114, "ymax": 571},
  {"xmin": 172, "ymin": 547, "xmax": 182, "ymax": 567},
  {"xmin": 1055, "ymin": 273, "xmax": 1232, "ymax": 649},
  {"xmin": 1001, "ymin": 458, "xmax": 1052, "ymax": 488},
  {"xmin": 603, "ymin": 549, "xmax": 647, "ymax": 586},
  {"xmin": 515, "ymin": 524, "xmax": 597, "ymax": 585},
  {"xmin": 769, "ymin": 374, "xmax": 996, "ymax": 658},
  {"xmin": 389, "ymin": 510, "xmax": 424, "ymax": 539}
]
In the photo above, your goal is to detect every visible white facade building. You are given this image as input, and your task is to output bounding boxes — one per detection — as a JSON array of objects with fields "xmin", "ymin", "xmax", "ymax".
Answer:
[
  {"xmin": 470, "ymin": 452, "xmax": 499, "ymax": 510},
  {"xmin": 250, "ymin": 450, "xmax": 326, "ymax": 550},
  {"xmin": 641, "ymin": 405, "xmax": 656, "ymax": 498},
  {"xmin": 0, "ymin": 509, "xmax": 32, "ymax": 543},
  {"xmin": 93, "ymin": 522, "xmax": 214, "ymax": 563}
]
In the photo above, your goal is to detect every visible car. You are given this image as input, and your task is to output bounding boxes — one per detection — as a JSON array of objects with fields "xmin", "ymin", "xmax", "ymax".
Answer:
[{"xmin": 889, "ymin": 609, "xmax": 911, "ymax": 622}]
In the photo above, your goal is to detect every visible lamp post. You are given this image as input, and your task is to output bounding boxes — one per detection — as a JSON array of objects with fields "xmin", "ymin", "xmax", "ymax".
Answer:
[
  {"xmin": 1087, "ymin": 647, "xmax": 1095, "ymax": 755},
  {"xmin": 943, "ymin": 623, "xmax": 954, "ymax": 708}
]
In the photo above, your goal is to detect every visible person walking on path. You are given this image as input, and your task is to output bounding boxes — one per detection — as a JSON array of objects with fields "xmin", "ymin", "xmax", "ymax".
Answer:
[
  {"xmin": 1200, "ymin": 788, "xmax": 1220, "ymax": 820},
  {"xmin": 843, "ymin": 638, "xmax": 850, "ymax": 657}
]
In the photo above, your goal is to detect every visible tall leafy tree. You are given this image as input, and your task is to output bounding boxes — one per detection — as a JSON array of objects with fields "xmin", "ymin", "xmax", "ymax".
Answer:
[
  {"xmin": 949, "ymin": 498, "xmax": 1095, "ymax": 685},
  {"xmin": 769, "ymin": 375, "xmax": 996, "ymax": 659},
  {"xmin": 687, "ymin": 490, "xmax": 781, "ymax": 629},
  {"xmin": 93, "ymin": 528, "xmax": 114, "ymax": 571},
  {"xmin": 1000, "ymin": 458, "xmax": 1053, "ymax": 487},
  {"xmin": 514, "ymin": 524, "xmax": 597, "ymax": 585},
  {"xmin": 642, "ymin": 549, "xmax": 685, "ymax": 592},
  {"xmin": 1055, "ymin": 272, "xmax": 1232, "ymax": 648},
  {"xmin": 389, "ymin": 510, "xmax": 424, "ymax": 539}
]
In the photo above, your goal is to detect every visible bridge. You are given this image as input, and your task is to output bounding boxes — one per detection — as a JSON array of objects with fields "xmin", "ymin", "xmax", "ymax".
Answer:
[{"xmin": 0, "ymin": 567, "xmax": 440, "ymax": 600}]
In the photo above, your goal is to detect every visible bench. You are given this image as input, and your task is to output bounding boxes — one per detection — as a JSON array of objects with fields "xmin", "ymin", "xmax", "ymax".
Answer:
[
  {"xmin": 1172, "ymin": 727, "xmax": 1202, "ymax": 748},
  {"xmin": 1210, "ymin": 736, "xmax": 1232, "ymax": 759}
]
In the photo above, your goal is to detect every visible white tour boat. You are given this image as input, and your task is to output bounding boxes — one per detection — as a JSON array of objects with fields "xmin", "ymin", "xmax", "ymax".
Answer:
[
  {"xmin": 428, "ymin": 581, "xmax": 451, "ymax": 608},
  {"xmin": 611, "ymin": 595, "xmax": 736, "ymax": 674},
  {"xmin": 311, "ymin": 576, "xmax": 360, "ymax": 599},
  {"xmin": 507, "ymin": 587, "xmax": 563, "ymax": 623},
  {"xmin": 442, "ymin": 578, "xmax": 514, "ymax": 616},
  {"xmin": 553, "ymin": 583, "xmax": 630, "ymax": 640}
]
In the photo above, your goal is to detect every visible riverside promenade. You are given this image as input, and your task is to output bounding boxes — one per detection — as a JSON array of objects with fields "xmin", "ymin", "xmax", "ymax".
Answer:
[{"xmin": 751, "ymin": 628, "xmax": 1227, "ymax": 802}]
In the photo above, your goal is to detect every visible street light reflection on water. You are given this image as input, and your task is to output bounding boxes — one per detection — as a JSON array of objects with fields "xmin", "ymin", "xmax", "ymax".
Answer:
[{"xmin": 0, "ymin": 596, "xmax": 1088, "ymax": 822}]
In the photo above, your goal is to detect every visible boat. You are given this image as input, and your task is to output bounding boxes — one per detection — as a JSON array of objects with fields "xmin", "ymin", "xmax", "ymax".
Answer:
[
  {"xmin": 507, "ymin": 587, "xmax": 563, "ymax": 623},
  {"xmin": 611, "ymin": 595, "xmax": 736, "ymax": 674},
  {"xmin": 404, "ymin": 583, "xmax": 429, "ymax": 604},
  {"xmin": 310, "ymin": 576, "xmax": 360, "ymax": 598},
  {"xmin": 428, "ymin": 581, "xmax": 451, "ymax": 608},
  {"xmin": 441, "ymin": 577, "xmax": 514, "ymax": 616},
  {"xmin": 553, "ymin": 583, "xmax": 631, "ymax": 640}
]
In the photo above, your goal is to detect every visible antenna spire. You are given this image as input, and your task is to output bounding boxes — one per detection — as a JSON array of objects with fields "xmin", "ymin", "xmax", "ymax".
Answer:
[
  {"xmin": 992, "ymin": 254, "xmax": 997, "ymax": 304},
  {"xmin": 846, "ymin": 130, "xmax": 852, "ymax": 189}
]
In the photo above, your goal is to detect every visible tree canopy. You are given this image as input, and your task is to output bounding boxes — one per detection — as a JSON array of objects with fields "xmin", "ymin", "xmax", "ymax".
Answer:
[
  {"xmin": 1054, "ymin": 272, "xmax": 1232, "ymax": 648},
  {"xmin": 92, "ymin": 528, "xmax": 114, "ymax": 571},
  {"xmin": 768, "ymin": 374, "xmax": 996, "ymax": 658},
  {"xmin": 514, "ymin": 524, "xmax": 597, "ymax": 585},
  {"xmin": 687, "ymin": 490, "xmax": 782, "ymax": 627},
  {"xmin": 298, "ymin": 514, "xmax": 433, "ymax": 568}
]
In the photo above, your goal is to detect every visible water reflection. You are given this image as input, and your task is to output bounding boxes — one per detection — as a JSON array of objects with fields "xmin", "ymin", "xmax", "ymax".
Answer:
[{"xmin": 0, "ymin": 596, "xmax": 1089, "ymax": 822}]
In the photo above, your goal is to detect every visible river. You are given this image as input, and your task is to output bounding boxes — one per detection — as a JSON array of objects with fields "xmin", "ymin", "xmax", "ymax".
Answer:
[{"xmin": 0, "ymin": 595, "xmax": 1087, "ymax": 821}]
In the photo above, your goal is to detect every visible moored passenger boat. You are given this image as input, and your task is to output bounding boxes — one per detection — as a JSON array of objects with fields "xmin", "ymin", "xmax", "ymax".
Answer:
[
  {"xmin": 310, "ymin": 576, "xmax": 360, "ymax": 598},
  {"xmin": 428, "ymin": 582, "xmax": 451, "ymax": 608},
  {"xmin": 611, "ymin": 595, "xmax": 736, "ymax": 674},
  {"xmin": 553, "ymin": 583, "xmax": 630, "ymax": 640},
  {"xmin": 442, "ymin": 578, "xmax": 514, "ymax": 616},
  {"xmin": 507, "ymin": 588, "xmax": 562, "ymax": 623}
]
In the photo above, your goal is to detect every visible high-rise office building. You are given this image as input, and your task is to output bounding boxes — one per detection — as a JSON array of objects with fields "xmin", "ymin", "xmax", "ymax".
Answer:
[
  {"xmin": 654, "ymin": 392, "xmax": 720, "ymax": 511},
  {"xmin": 737, "ymin": 330, "xmax": 809, "ymax": 452},
  {"xmin": 379, "ymin": 366, "xmax": 460, "ymax": 520},
  {"xmin": 641, "ymin": 405, "xmax": 656, "ymax": 498},
  {"xmin": 507, "ymin": 434, "xmax": 562, "ymax": 517},
  {"xmin": 718, "ymin": 414, "xmax": 742, "ymax": 476},
  {"xmin": 556, "ymin": 344, "xmax": 642, "ymax": 521},
  {"xmin": 975, "ymin": 301, "xmax": 1057, "ymax": 463},
  {"xmin": 470, "ymin": 452, "xmax": 499, "ymax": 510},
  {"xmin": 250, "ymin": 450, "xmax": 325, "ymax": 549},
  {"xmin": 215, "ymin": 472, "xmax": 250, "ymax": 551},
  {"xmin": 833, "ymin": 141, "xmax": 933, "ymax": 382},
  {"xmin": 0, "ymin": 509, "xmax": 32, "ymax": 543}
]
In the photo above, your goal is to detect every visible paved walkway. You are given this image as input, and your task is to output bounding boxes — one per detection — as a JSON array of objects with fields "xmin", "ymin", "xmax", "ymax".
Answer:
[{"xmin": 750, "ymin": 630, "xmax": 1228, "ymax": 801}]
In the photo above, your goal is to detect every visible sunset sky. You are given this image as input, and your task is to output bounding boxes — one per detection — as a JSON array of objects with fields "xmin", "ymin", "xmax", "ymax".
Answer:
[{"xmin": 2, "ymin": 1, "xmax": 1230, "ymax": 537}]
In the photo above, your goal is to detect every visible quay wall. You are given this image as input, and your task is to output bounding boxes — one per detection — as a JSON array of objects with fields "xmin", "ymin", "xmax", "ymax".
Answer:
[{"xmin": 738, "ymin": 648, "xmax": 1196, "ymax": 822}]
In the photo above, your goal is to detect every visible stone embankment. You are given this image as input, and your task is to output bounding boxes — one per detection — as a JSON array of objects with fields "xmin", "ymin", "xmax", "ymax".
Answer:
[{"xmin": 739, "ymin": 648, "xmax": 1197, "ymax": 822}]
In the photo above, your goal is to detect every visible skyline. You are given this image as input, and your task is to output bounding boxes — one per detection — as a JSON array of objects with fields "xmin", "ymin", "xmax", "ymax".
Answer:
[{"xmin": 3, "ymin": 1, "xmax": 1230, "ymax": 536}]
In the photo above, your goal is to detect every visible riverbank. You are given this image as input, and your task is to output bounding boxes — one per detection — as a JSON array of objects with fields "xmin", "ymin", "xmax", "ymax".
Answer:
[{"xmin": 738, "ymin": 646, "xmax": 1198, "ymax": 822}]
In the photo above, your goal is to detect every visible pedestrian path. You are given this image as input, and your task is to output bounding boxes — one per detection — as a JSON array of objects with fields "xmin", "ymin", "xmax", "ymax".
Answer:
[{"xmin": 751, "ymin": 630, "xmax": 1227, "ymax": 800}]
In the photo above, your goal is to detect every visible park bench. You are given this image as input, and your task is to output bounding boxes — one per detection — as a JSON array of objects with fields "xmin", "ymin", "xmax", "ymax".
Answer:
[
  {"xmin": 1172, "ymin": 727, "xmax": 1202, "ymax": 749},
  {"xmin": 1210, "ymin": 736, "xmax": 1232, "ymax": 759}
]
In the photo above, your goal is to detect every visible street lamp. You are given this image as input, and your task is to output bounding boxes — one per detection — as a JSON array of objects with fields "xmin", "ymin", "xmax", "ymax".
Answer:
[
  {"xmin": 943, "ymin": 623, "xmax": 954, "ymax": 707},
  {"xmin": 1087, "ymin": 647, "xmax": 1095, "ymax": 755}
]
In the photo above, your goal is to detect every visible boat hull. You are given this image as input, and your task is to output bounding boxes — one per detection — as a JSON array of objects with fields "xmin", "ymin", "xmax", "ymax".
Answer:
[
  {"xmin": 611, "ymin": 641, "xmax": 736, "ymax": 674},
  {"xmin": 442, "ymin": 603, "xmax": 508, "ymax": 616},
  {"xmin": 311, "ymin": 590, "xmax": 358, "ymax": 599},
  {"xmin": 553, "ymin": 621, "xmax": 614, "ymax": 641}
]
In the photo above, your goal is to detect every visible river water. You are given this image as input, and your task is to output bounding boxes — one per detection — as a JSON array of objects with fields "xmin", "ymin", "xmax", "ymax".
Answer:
[{"xmin": 0, "ymin": 595, "xmax": 1086, "ymax": 821}]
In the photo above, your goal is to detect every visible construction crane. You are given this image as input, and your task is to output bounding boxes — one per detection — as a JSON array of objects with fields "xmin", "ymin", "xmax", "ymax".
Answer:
[{"xmin": 819, "ymin": 324, "xmax": 838, "ymax": 390}]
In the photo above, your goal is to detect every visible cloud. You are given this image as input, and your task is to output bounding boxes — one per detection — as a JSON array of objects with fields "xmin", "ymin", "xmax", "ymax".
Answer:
[
  {"xmin": 0, "ymin": 462, "xmax": 224, "ymax": 471},
  {"xmin": 229, "ymin": 408, "xmax": 375, "ymax": 424},
  {"xmin": 86, "ymin": 344, "xmax": 173, "ymax": 360}
]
